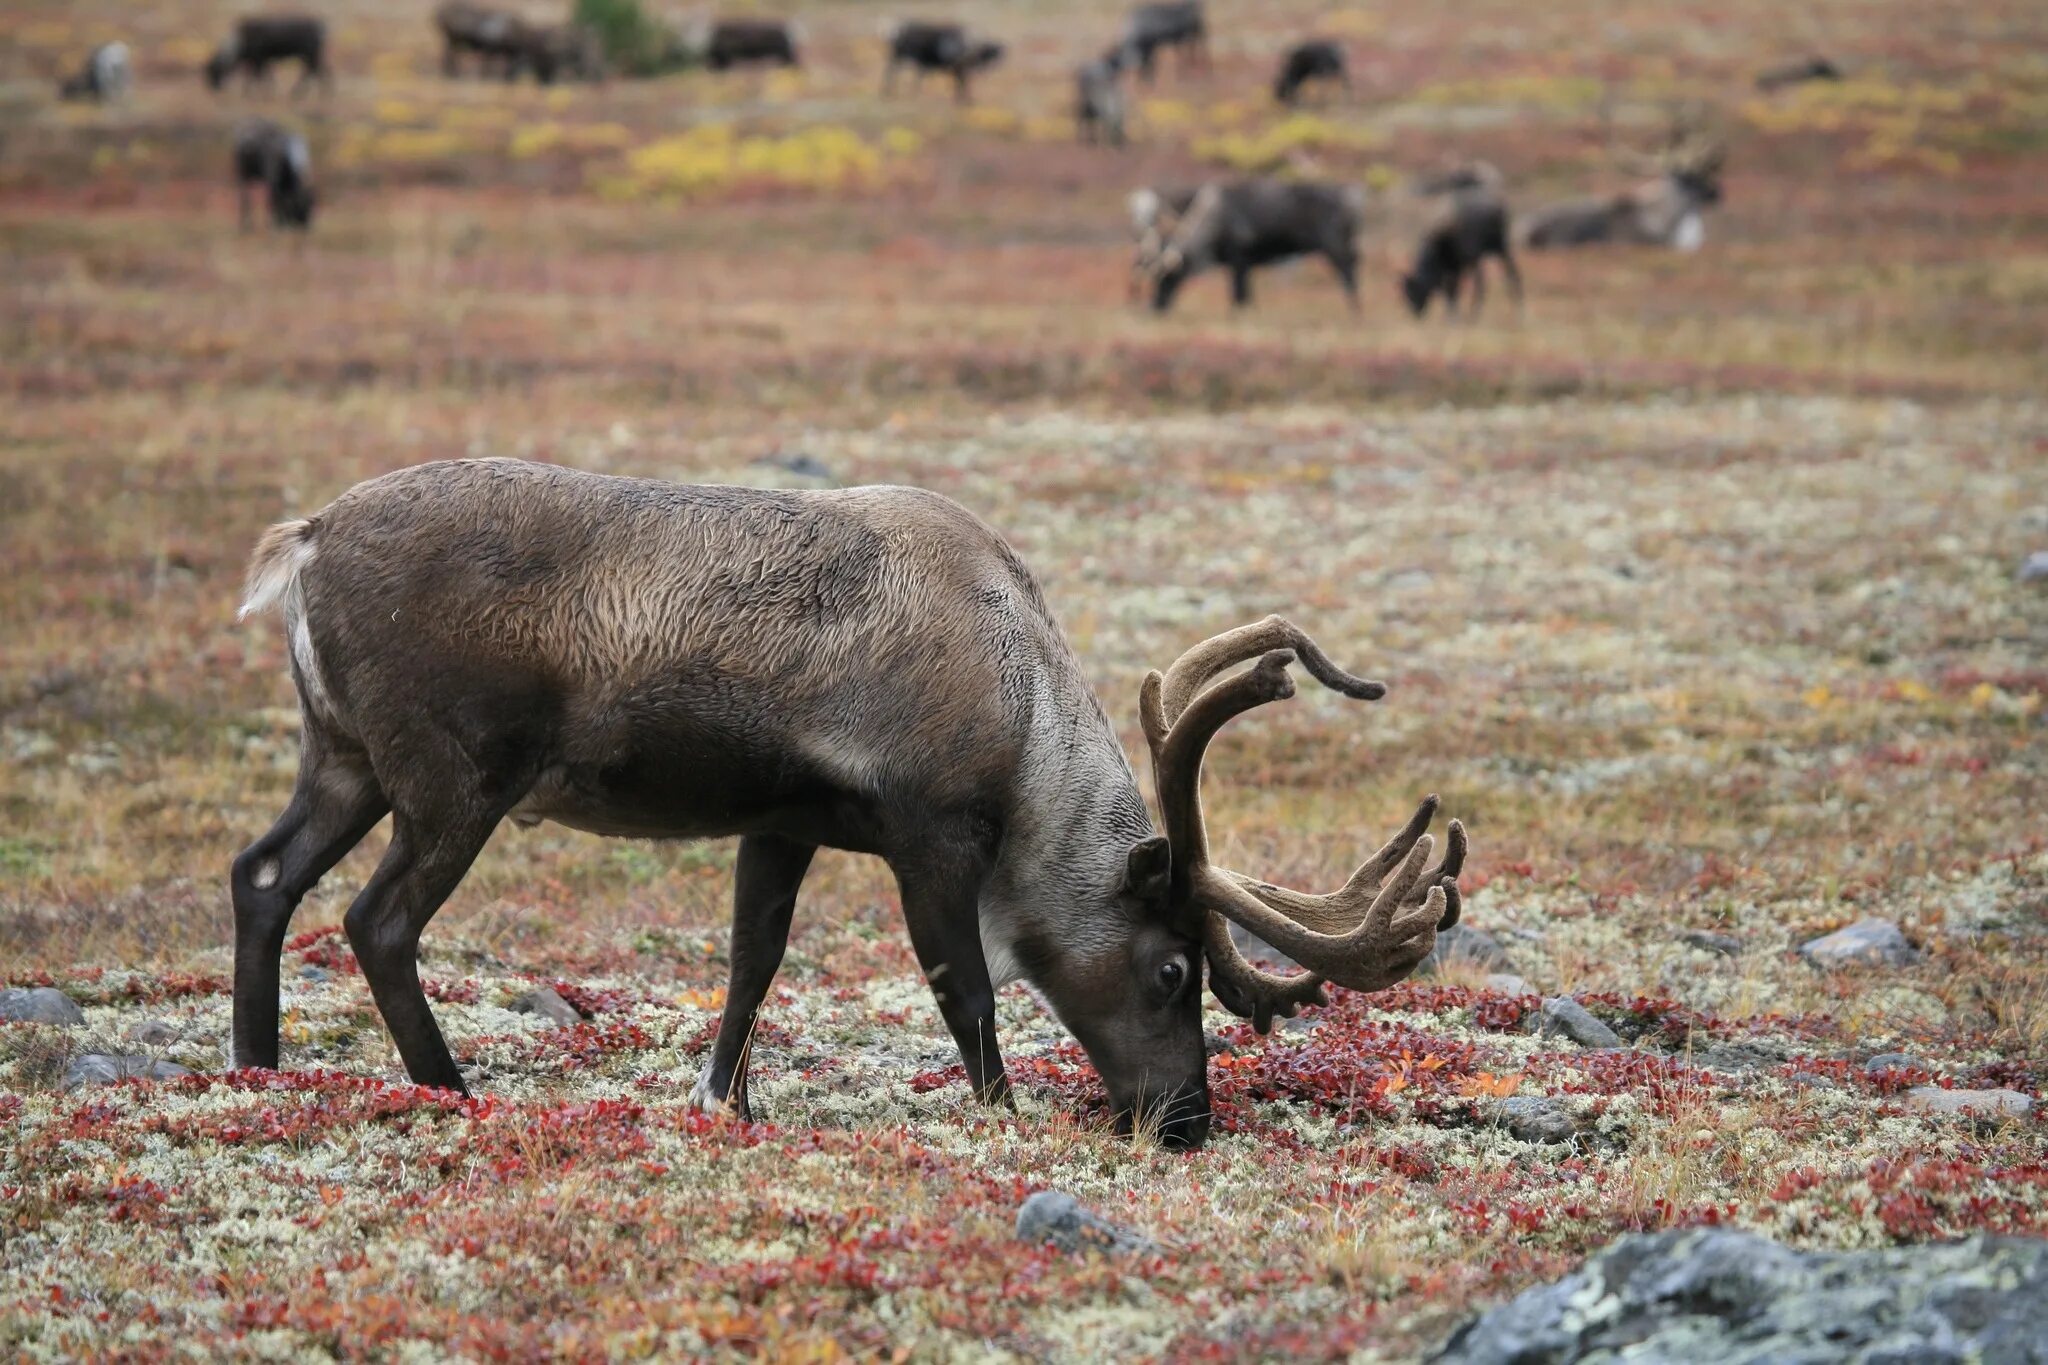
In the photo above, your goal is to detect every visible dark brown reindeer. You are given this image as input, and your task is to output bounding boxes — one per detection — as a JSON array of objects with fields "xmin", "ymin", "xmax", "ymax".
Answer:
[
  {"xmin": 1121, "ymin": 2, "xmax": 1208, "ymax": 84},
  {"xmin": 58, "ymin": 42, "xmax": 132, "ymax": 103},
  {"xmin": 1136, "ymin": 179, "xmax": 1368, "ymax": 313},
  {"xmin": 883, "ymin": 21, "xmax": 1004, "ymax": 103},
  {"xmin": 1274, "ymin": 39, "xmax": 1346, "ymax": 105},
  {"xmin": 1402, "ymin": 187, "xmax": 1521, "ymax": 319},
  {"xmin": 206, "ymin": 14, "xmax": 331, "ymax": 96},
  {"xmin": 234, "ymin": 119, "xmax": 316, "ymax": 230},
  {"xmin": 233, "ymin": 460, "xmax": 1464, "ymax": 1149},
  {"xmin": 1076, "ymin": 48, "xmax": 1130, "ymax": 146},
  {"xmin": 436, "ymin": 2, "xmax": 525, "ymax": 78},
  {"xmin": 699, "ymin": 18, "xmax": 801, "ymax": 70}
]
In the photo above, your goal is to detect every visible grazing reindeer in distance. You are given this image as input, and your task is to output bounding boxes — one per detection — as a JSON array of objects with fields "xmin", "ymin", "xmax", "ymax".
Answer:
[
  {"xmin": 1402, "ymin": 187, "xmax": 1521, "ymax": 319},
  {"xmin": 1274, "ymin": 39, "xmax": 1347, "ymax": 105},
  {"xmin": 1076, "ymin": 48, "xmax": 1129, "ymax": 146},
  {"xmin": 1521, "ymin": 118, "xmax": 1726, "ymax": 251},
  {"xmin": 234, "ymin": 119, "xmax": 316, "ymax": 230},
  {"xmin": 883, "ymin": 21, "xmax": 1004, "ymax": 103},
  {"xmin": 233, "ymin": 460, "xmax": 1465, "ymax": 1150},
  {"xmin": 1137, "ymin": 179, "xmax": 1368, "ymax": 313},
  {"xmin": 698, "ymin": 18, "xmax": 801, "ymax": 70},
  {"xmin": 207, "ymin": 14, "xmax": 331, "ymax": 96},
  {"xmin": 58, "ymin": 42, "xmax": 132, "ymax": 103},
  {"xmin": 1756, "ymin": 54, "xmax": 1842, "ymax": 92},
  {"xmin": 1121, "ymin": 1, "xmax": 1207, "ymax": 84},
  {"xmin": 436, "ymin": 2, "xmax": 525, "ymax": 79}
]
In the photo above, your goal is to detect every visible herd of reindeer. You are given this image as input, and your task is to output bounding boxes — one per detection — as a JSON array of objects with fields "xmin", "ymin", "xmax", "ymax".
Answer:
[{"xmin": 47, "ymin": 2, "xmax": 1844, "ymax": 317}]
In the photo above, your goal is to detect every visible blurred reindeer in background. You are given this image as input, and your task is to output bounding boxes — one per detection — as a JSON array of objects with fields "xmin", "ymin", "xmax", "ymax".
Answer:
[
  {"xmin": 1521, "ymin": 108, "xmax": 1727, "ymax": 251},
  {"xmin": 59, "ymin": 42, "xmax": 132, "ymax": 103}
]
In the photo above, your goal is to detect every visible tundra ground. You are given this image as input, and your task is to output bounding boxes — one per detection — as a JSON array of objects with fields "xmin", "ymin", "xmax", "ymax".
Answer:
[{"xmin": 3, "ymin": 0, "xmax": 2046, "ymax": 1359}]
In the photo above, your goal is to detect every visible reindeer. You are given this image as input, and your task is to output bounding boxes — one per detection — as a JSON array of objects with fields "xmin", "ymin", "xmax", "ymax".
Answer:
[
  {"xmin": 232, "ymin": 460, "xmax": 1464, "ymax": 1149},
  {"xmin": 206, "ymin": 14, "xmax": 331, "ymax": 96},
  {"xmin": 1756, "ymin": 55, "xmax": 1842, "ymax": 92},
  {"xmin": 1076, "ymin": 49, "xmax": 1129, "ymax": 146},
  {"xmin": 233, "ymin": 119, "xmax": 316, "ymax": 231},
  {"xmin": 701, "ymin": 18, "xmax": 801, "ymax": 70},
  {"xmin": 883, "ymin": 21, "xmax": 1004, "ymax": 103},
  {"xmin": 1521, "ymin": 117, "xmax": 1726, "ymax": 252},
  {"xmin": 1402, "ymin": 187, "xmax": 1521, "ymax": 319},
  {"xmin": 436, "ymin": 2, "xmax": 525, "ymax": 79},
  {"xmin": 1121, "ymin": 2, "xmax": 1207, "ymax": 84},
  {"xmin": 1137, "ymin": 179, "xmax": 1368, "ymax": 313},
  {"xmin": 1274, "ymin": 39, "xmax": 1346, "ymax": 105},
  {"xmin": 518, "ymin": 23, "xmax": 604, "ymax": 84},
  {"xmin": 58, "ymin": 42, "xmax": 132, "ymax": 103}
]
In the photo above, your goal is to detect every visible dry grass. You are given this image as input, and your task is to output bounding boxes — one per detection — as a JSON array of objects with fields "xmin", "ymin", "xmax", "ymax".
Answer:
[{"xmin": 3, "ymin": 0, "xmax": 2047, "ymax": 1358}]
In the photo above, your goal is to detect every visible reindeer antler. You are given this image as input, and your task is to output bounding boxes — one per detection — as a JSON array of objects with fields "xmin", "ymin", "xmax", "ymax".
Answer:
[{"xmin": 1139, "ymin": 618, "xmax": 1466, "ymax": 1033}]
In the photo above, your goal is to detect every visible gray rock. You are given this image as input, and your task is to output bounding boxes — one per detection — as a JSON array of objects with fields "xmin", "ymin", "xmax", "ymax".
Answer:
[
  {"xmin": 298, "ymin": 965, "xmax": 332, "ymax": 983},
  {"xmin": 1433, "ymin": 1227, "xmax": 2048, "ymax": 1364},
  {"xmin": 751, "ymin": 451, "xmax": 834, "ymax": 484},
  {"xmin": 2019, "ymin": 550, "xmax": 2048, "ymax": 583},
  {"xmin": 1203, "ymin": 1032, "xmax": 1234, "ymax": 1057},
  {"xmin": 1534, "ymin": 997, "xmax": 1622, "ymax": 1049},
  {"xmin": 128, "ymin": 1019, "xmax": 179, "ymax": 1046},
  {"xmin": 63, "ymin": 1054, "xmax": 193, "ymax": 1090},
  {"xmin": 1863, "ymin": 1052, "xmax": 1930, "ymax": 1076},
  {"xmin": 0, "ymin": 986, "xmax": 86, "ymax": 1026},
  {"xmin": 509, "ymin": 986, "xmax": 582, "ymax": 1027},
  {"xmin": 1902, "ymin": 1086, "xmax": 2033, "ymax": 1121},
  {"xmin": 1483, "ymin": 973, "xmax": 1533, "ymax": 997},
  {"xmin": 1015, "ymin": 1191, "xmax": 1156, "ymax": 1257},
  {"xmin": 1799, "ymin": 918, "xmax": 1918, "ymax": 969},
  {"xmin": 1681, "ymin": 930, "xmax": 1744, "ymax": 957},
  {"xmin": 1422, "ymin": 924, "xmax": 1515, "ymax": 976},
  {"xmin": 1491, "ymin": 1096, "xmax": 1584, "ymax": 1144}
]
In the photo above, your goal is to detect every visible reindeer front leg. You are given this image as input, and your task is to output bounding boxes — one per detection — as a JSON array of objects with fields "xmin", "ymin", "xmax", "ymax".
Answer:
[{"xmin": 891, "ymin": 835, "xmax": 1011, "ymax": 1107}]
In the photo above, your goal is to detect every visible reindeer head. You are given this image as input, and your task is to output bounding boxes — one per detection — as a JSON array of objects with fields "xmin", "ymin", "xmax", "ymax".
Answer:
[
  {"xmin": 1042, "ymin": 619, "xmax": 1464, "ymax": 1148},
  {"xmin": 1138, "ymin": 183, "xmax": 1225, "ymax": 311}
]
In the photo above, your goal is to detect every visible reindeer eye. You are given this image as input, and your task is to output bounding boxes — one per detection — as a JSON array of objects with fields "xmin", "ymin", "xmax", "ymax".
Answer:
[{"xmin": 1156, "ymin": 958, "xmax": 1186, "ymax": 995}]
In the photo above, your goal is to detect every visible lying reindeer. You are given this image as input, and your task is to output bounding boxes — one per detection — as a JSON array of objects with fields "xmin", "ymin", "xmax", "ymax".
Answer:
[
  {"xmin": 58, "ymin": 42, "xmax": 132, "ymax": 103},
  {"xmin": 1076, "ymin": 49, "xmax": 1129, "ymax": 146},
  {"xmin": 1274, "ymin": 39, "xmax": 1346, "ymax": 105},
  {"xmin": 234, "ymin": 460, "xmax": 1464, "ymax": 1150},
  {"xmin": 1756, "ymin": 55, "xmax": 1842, "ymax": 92},
  {"xmin": 1402, "ymin": 187, "xmax": 1521, "ymax": 319},
  {"xmin": 206, "ymin": 14, "xmax": 331, "ymax": 96},
  {"xmin": 233, "ymin": 119, "xmax": 316, "ymax": 230},
  {"xmin": 1137, "ymin": 179, "xmax": 1368, "ymax": 313},
  {"xmin": 1122, "ymin": 1, "xmax": 1207, "ymax": 84},
  {"xmin": 883, "ymin": 20, "xmax": 1004, "ymax": 103},
  {"xmin": 1520, "ymin": 133, "xmax": 1725, "ymax": 252}
]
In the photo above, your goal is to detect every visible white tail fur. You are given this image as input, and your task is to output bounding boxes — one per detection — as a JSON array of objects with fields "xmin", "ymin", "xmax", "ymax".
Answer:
[{"xmin": 239, "ymin": 518, "xmax": 317, "ymax": 620}]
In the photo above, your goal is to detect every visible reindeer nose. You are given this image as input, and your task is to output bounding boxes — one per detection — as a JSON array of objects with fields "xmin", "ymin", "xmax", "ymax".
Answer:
[{"xmin": 1157, "ymin": 1105, "xmax": 1211, "ymax": 1150}]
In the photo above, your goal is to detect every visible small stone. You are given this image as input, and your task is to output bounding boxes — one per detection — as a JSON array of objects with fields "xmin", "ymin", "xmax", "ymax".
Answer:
[
  {"xmin": 2018, "ymin": 550, "xmax": 2048, "ymax": 583},
  {"xmin": 1798, "ymin": 918, "xmax": 1918, "ymax": 969},
  {"xmin": 1534, "ymin": 997, "xmax": 1622, "ymax": 1049},
  {"xmin": 129, "ymin": 1020, "xmax": 179, "ymax": 1047},
  {"xmin": 1484, "ymin": 973, "xmax": 1533, "ymax": 996},
  {"xmin": 751, "ymin": 451, "xmax": 834, "ymax": 484},
  {"xmin": 1680, "ymin": 930, "xmax": 1744, "ymax": 957},
  {"xmin": 1203, "ymin": 1032, "xmax": 1234, "ymax": 1057},
  {"xmin": 1864, "ymin": 1052, "xmax": 1930, "ymax": 1076},
  {"xmin": 0, "ymin": 987, "xmax": 86, "ymax": 1026},
  {"xmin": 509, "ymin": 986, "xmax": 582, "ymax": 1027},
  {"xmin": 1422, "ymin": 924, "xmax": 1515, "ymax": 976},
  {"xmin": 298, "ymin": 965, "xmax": 332, "ymax": 983},
  {"xmin": 1491, "ymin": 1096, "xmax": 1584, "ymax": 1144},
  {"xmin": 1902, "ymin": 1087, "xmax": 2033, "ymax": 1120},
  {"xmin": 62, "ymin": 1054, "xmax": 193, "ymax": 1090},
  {"xmin": 1015, "ymin": 1191, "xmax": 1156, "ymax": 1257}
]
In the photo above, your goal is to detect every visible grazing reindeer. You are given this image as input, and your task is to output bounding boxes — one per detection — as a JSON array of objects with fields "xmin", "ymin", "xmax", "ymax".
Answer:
[
  {"xmin": 206, "ymin": 14, "xmax": 331, "ymax": 96},
  {"xmin": 58, "ymin": 42, "xmax": 132, "ymax": 103},
  {"xmin": 233, "ymin": 460, "xmax": 1465, "ymax": 1149},
  {"xmin": 1274, "ymin": 39, "xmax": 1346, "ymax": 105},
  {"xmin": 1076, "ymin": 49, "xmax": 1129, "ymax": 146},
  {"xmin": 517, "ymin": 23, "xmax": 604, "ymax": 84},
  {"xmin": 234, "ymin": 119, "xmax": 316, "ymax": 230},
  {"xmin": 1521, "ymin": 130, "xmax": 1725, "ymax": 251},
  {"xmin": 700, "ymin": 18, "xmax": 801, "ymax": 70},
  {"xmin": 1121, "ymin": 2, "xmax": 1207, "ymax": 84},
  {"xmin": 1126, "ymin": 185, "xmax": 1198, "ymax": 299},
  {"xmin": 1138, "ymin": 179, "xmax": 1368, "ymax": 313},
  {"xmin": 1756, "ymin": 54, "xmax": 1842, "ymax": 92},
  {"xmin": 436, "ymin": 2, "xmax": 525, "ymax": 79},
  {"xmin": 1402, "ymin": 188, "xmax": 1521, "ymax": 318},
  {"xmin": 883, "ymin": 21, "xmax": 1004, "ymax": 103}
]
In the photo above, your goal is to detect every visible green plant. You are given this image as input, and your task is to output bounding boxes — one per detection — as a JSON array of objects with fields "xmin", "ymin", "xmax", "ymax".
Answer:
[{"xmin": 573, "ymin": 0, "xmax": 692, "ymax": 77}]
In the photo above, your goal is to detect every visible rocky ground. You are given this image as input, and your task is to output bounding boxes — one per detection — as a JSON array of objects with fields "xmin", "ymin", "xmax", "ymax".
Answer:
[{"xmin": 4, "ymin": 0, "xmax": 2047, "ymax": 1358}]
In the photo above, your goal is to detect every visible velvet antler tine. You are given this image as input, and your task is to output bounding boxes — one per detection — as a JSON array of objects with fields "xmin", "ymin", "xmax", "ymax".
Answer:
[{"xmin": 1158, "ymin": 615, "xmax": 1384, "ymax": 723}]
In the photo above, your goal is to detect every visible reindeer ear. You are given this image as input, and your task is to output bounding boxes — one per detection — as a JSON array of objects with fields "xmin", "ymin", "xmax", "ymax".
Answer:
[{"xmin": 1123, "ymin": 836, "xmax": 1172, "ymax": 902}]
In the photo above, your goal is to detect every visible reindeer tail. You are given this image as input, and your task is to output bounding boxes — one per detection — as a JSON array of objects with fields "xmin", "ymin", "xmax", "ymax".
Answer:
[{"xmin": 239, "ymin": 518, "xmax": 319, "ymax": 620}]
